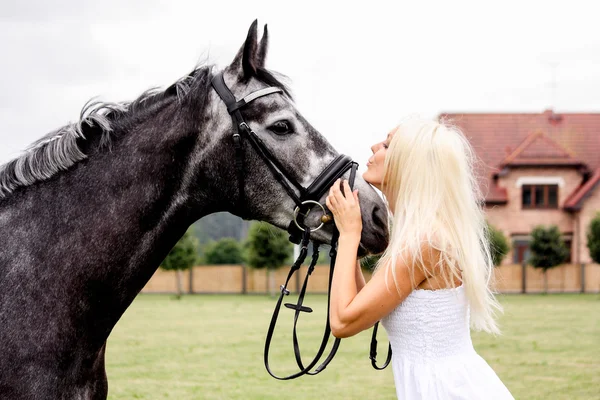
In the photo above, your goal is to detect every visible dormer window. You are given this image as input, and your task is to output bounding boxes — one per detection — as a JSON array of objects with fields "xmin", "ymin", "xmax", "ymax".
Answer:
[{"xmin": 522, "ymin": 184, "xmax": 558, "ymax": 209}]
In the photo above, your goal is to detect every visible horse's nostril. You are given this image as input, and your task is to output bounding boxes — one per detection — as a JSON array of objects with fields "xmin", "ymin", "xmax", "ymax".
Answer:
[{"xmin": 372, "ymin": 206, "xmax": 385, "ymax": 228}]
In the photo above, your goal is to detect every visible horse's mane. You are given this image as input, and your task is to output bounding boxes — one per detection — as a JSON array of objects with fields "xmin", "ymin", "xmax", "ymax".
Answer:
[{"xmin": 0, "ymin": 65, "xmax": 291, "ymax": 199}]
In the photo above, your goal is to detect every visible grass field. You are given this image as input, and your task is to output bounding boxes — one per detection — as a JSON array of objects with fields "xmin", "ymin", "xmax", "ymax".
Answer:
[{"xmin": 106, "ymin": 293, "xmax": 600, "ymax": 399}]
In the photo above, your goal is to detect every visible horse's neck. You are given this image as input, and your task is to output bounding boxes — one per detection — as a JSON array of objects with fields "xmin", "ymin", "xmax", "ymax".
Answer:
[{"xmin": 0, "ymin": 117, "xmax": 216, "ymax": 349}]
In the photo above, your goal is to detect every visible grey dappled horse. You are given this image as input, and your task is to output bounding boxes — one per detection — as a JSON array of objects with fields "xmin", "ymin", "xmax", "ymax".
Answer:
[{"xmin": 0, "ymin": 22, "xmax": 389, "ymax": 399}]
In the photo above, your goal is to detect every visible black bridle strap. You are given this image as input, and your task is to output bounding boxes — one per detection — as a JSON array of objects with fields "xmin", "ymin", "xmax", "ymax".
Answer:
[
  {"xmin": 290, "ymin": 243, "xmax": 320, "ymax": 368},
  {"xmin": 264, "ymin": 232, "xmax": 342, "ymax": 380},
  {"xmin": 210, "ymin": 70, "xmax": 391, "ymax": 378},
  {"xmin": 211, "ymin": 72, "xmax": 308, "ymax": 208},
  {"xmin": 289, "ymin": 156, "xmax": 357, "ymax": 245},
  {"xmin": 370, "ymin": 321, "xmax": 392, "ymax": 370},
  {"xmin": 308, "ymin": 242, "xmax": 342, "ymax": 374},
  {"xmin": 264, "ymin": 163, "xmax": 357, "ymax": 380},
  {"xmin": 239, "ymin": 123, "xmax": 306, "ymax": 207},
  {"xmin": 264, "ymin": 229, "xmax": 335, "ymax": 380},
  {"xmin": 289, "ymin": 243, "xmax": 341, "ymax": 376},
  {"xmin": 293, "ymin": 161, "xmax": 358, "ymax": 375},
  {"xmin": 304, "ymin": 155, "xmax": 355, "ymax": 201}
]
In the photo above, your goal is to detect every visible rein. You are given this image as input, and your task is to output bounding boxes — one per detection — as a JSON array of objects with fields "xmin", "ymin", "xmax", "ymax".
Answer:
[{"xmin": 210, "ymin": 71, "xmax": 391, "ymax": 380}]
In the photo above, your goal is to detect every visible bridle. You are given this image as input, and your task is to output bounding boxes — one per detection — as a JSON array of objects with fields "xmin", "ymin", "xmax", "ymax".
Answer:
[{"xmin": 211, "ymin": 71, "xmax": 391, "ymax": 380}]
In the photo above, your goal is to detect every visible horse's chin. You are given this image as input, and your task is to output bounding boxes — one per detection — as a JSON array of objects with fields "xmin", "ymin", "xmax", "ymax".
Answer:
[{"xmin": 357, "ymin": 243, "xmax": 368, "ymax": 258}]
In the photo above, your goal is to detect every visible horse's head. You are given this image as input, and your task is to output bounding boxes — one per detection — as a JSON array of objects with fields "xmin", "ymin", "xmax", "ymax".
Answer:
[{"xmin": 203, "ymin": 22, "xmax": 388, "ymax": 255}]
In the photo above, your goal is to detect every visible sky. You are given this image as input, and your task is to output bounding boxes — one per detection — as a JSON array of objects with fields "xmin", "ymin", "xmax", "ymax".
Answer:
[{"xmin": 1, "ymin": 0, "xmax": 599, "ymax": 171}]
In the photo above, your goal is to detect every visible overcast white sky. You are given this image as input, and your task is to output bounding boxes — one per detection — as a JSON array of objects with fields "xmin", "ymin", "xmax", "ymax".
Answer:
[{"xmin": 1, "ymin": 0, "xmax": 599, "ymax": 170}]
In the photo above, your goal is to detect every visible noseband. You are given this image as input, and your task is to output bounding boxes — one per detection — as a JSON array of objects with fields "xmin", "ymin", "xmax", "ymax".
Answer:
[{"xmin": 211, "ymin": 71, "xmax": 391, "ymax": 379}]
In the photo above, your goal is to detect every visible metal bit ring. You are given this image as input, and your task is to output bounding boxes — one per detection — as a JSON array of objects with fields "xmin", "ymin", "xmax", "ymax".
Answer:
[{"xmin": 293, "ymin": 200, "xmax": 326, "ymax": 232}]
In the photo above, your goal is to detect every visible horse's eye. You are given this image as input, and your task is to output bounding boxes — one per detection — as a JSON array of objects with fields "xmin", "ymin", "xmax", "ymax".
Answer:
[{"xmin": 269, "ymin": 120, "xmax": 293, "ymax": 135}]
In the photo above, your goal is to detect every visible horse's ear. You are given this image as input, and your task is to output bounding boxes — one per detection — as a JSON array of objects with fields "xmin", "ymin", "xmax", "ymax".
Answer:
[
  {"xmin": 230, "ymin": 20, "xmax": 259, "ymax": 80},
  {"xmin": 255, "ymin": 24, "xmax": 269, "ymax": 68}
]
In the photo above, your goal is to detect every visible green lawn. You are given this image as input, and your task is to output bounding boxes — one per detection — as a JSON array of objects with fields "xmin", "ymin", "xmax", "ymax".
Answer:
[{"xmin": 106, "ymin": 293, "xmax": 600, "ymax": 399}]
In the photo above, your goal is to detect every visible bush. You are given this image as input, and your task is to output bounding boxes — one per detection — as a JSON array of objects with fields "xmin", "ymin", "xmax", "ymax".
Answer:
[
  {"xmin": 203, "ymin": 238, "xmax": 244, "ymax": 265},
  {"xmin": 487, "ymin": 222, "xmax": 510, "ymax": 266},
  {"xmin": 245, "ymin": 222, "xmax": 292, "ymax": 270},
  {"xmin": 529, "ymin": 225, "xmax": 569, "ymax": 293},
  {"xmin": 245, "ymin": 221, "xmax": 293, "ymax": 295},
  {"xmin": 587, "ymin": 212, "xmax": 600, "ymax": 264}
]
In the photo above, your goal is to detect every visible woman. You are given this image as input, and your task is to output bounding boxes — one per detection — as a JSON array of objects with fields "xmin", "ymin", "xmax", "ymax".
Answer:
[{"xmin": 325, "ymin": 119, "xmax": 514, "ymax": 399}]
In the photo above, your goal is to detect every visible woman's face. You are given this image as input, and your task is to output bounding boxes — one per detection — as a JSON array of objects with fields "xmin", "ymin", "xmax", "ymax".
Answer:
[{"xmin": 363, "ymin": 129, "xmax": 395, "ymax": 191}]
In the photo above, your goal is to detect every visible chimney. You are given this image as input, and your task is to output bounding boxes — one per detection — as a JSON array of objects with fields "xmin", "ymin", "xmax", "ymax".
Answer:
[{"xmin": 545, "ymin": 109, "xmax": 563, "ymax": 125}]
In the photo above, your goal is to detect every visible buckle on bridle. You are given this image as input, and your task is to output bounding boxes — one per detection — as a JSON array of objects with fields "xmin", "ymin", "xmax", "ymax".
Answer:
[
  {"xmin": 238, "ymin": 122, "xmax": 250, "ymax": 133},
  {"xmin": 232, "ymin": 133, "xmax": 241, "ymax": 148}
]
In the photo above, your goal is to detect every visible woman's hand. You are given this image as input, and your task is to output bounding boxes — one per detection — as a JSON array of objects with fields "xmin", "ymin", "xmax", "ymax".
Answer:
[{"xmin": 325, "ymin": 179, "xmax": 362, "ymax": 240}]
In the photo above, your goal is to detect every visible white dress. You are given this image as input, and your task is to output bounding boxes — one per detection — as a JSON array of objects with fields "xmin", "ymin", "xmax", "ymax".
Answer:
[{"xmin": 381, "ymin": 285, "xmax": 514, "ymax": 400}]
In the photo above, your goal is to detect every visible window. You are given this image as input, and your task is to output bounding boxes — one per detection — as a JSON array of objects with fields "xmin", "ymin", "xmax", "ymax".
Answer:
[
  {"xmin": 513, "ymin": 239, "xmax": 530, "ymax": 264},
  {"xmin": 563, "ymin": 238, "xmax": 572, "ymax": 264},
  {"xmin": 513, "ymin": 236, "xmax": 572, "ymax": 264},
  {"xmin": 522, "ymin": 184, "xmax": 558, "ymax": 209}
]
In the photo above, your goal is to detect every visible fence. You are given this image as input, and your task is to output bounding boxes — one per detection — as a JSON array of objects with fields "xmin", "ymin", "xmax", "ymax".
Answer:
[
  {"xmin": 142, "ymin": 264, "xmax": 345, "ymax": 294},
  {"xmin": 141, "ymin": 263, "xmax": 600, "ymax": 295},
  {"xmin": 494, "ymin": 263, "xmax": 600, "ymax": 294}
]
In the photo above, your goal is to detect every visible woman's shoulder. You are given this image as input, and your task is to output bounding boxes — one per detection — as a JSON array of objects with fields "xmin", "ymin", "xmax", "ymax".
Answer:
[{"xmin": 414, "ymin": 240, "xmax": 462, "ymax": 291}]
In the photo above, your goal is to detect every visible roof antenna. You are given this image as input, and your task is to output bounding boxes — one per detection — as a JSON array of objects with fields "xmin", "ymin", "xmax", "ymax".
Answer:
[
  {"xmin": 546, "ymin": 62, "xmax": 562, "ymax": 124},
  {"xmin": 548, "ymin": 62, "xmax": 559, "ymax": 111}
]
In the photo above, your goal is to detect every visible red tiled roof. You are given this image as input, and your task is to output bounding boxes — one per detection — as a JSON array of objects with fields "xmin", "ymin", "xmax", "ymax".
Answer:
[
  {"xmin": 500, "ymin": 131, "xmax": 582, "ymax": 167},
  {"xmin": 485, "ymin": 182, "xmax": 508, "ymax": 204},
  {"xmin": 439, "ymin": 110, "xmax": 600, "ymax": 205},
  {"xmin": 564, "ymin": 167, "xmax": 600, "ymax": 210}
]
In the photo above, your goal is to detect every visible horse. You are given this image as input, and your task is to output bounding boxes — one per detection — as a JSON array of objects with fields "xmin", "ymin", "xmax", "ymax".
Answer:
[{"xmin": 0, "ymin": 21, "xmax": 389, "ymax": 399}]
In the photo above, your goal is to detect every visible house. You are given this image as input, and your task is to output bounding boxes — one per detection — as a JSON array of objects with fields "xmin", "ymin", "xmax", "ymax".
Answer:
[{"xmin": 439, "ymin": 110, "xmax": 600, "ymax": 266}]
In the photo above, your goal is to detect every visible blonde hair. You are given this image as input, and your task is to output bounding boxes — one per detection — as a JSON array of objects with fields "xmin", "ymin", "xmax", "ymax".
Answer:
[{"xmin": 376, "ymin": 118, "xmax": 501, "ymax": 334}]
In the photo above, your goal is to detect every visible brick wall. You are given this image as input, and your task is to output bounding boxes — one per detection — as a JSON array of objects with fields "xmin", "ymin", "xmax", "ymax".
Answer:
[
  {"xmin": 485, "ymin": 167, "xmax": 584, "ymax": 265},
  {"xmin": 577, "ymin": 183, "xmax": 600, "ymax": 264}
]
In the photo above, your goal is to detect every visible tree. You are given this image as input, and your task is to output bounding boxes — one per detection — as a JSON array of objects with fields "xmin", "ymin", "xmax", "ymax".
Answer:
[
  {"xmin": 161, "ymin": 229, "xmax": 199, "ymax": 299},
  {"xmin": 202, "ymin": 238, "xmax": 244, "ymax": 265},
  {"xmin": 529, "ymin": 225, "xmax": 569, "ymax": 293},
  {"xmin": 192, "ymin": 213, "xmax": 248, "ymax": 246},
  {"xmin": 487, "ymin": 222, "xmax": 510, "ymax": 267},
  {"xmin": 587, "ymin": 212, "xmax": 600, "ymax": 264},
  {"xmin": 245, "ymin": 221, "xmax": 293, "ymax": 294}
]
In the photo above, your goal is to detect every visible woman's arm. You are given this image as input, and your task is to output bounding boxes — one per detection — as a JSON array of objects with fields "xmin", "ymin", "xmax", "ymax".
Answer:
[
  {"xmin": 329, "ymin": 239, "xmax": 428, "ymax": 338},
  {"xmin": 325, "ymin": 179, "xmax": 428, "ymax": 339},
  {"xmin": 329, "ymin": 235, "xmax": 362, "ymax": 330}
]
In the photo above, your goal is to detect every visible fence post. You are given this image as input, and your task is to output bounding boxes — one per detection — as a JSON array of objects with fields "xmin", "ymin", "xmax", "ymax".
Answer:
[
  {"xmin": 521, "ymin": 262, "xmax": 527, "ymax": 294},
  {"xmin": 266, "ymin": 268, "xmax": 269, "ymax": 295},
  {"xmin": 242, "ymin": 264, "xmax": 247, "ymax": 294},
  {"xmin": 580, "ymin": 263, "xmax": 586, "ymax": 293}
]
